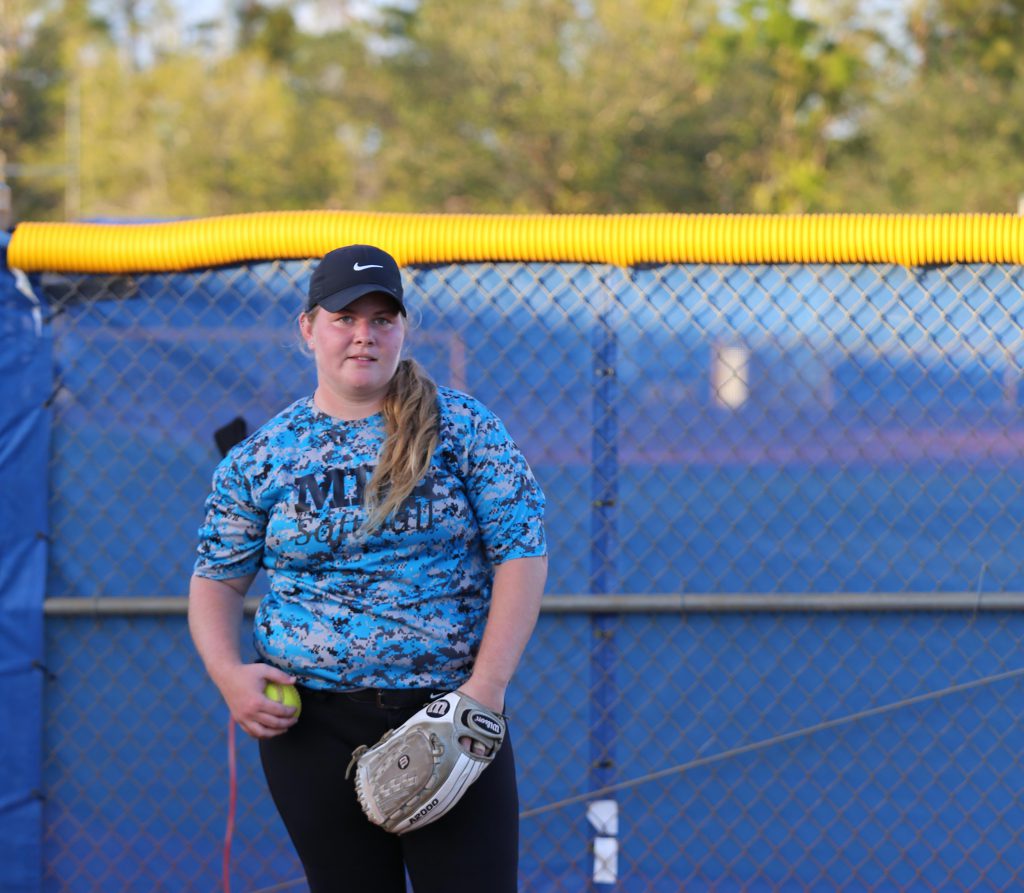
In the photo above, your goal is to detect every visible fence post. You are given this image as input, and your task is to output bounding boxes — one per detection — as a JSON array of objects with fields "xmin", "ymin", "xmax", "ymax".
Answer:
[{"xmin": 588, "ymin": 267, "xmax": 622, "ymax": 887}]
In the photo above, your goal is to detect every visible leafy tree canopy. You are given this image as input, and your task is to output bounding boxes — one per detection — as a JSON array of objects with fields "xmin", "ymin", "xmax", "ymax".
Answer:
[{"xmin": 3, "ymin": 0, "xmax": 1020, "ymax": 220}]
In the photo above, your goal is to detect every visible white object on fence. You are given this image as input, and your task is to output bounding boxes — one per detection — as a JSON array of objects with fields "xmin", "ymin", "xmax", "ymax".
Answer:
[{"xmin": 587, "ymin": 799, "xmax": 619, "ymax": 884}]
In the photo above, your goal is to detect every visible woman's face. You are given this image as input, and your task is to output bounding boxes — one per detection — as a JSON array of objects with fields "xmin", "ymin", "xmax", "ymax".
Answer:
[{"xmin": 300, "ymin": 292, "xmax": 406, "ymax": 417}]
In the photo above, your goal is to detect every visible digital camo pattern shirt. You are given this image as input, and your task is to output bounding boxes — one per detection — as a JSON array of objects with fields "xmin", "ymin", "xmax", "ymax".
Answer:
[{"xmin": 194, "ymin": 388, "xmax": 546, "ymax": 691}]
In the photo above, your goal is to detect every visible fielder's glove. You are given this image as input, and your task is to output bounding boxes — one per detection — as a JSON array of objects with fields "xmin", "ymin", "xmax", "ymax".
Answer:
[{"xmin": 344, "ymin": 689, "xmax": 506, "ymax": 834}]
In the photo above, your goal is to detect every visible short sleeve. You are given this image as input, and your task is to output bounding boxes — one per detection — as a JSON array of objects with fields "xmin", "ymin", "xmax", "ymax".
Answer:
[
  {"xmin": 193, "ymin": 455, "xmax": 267, "ymax": 580},
  {"xmin": 463, "ymin": 410, "xmax": 547, "ymax": 564}
]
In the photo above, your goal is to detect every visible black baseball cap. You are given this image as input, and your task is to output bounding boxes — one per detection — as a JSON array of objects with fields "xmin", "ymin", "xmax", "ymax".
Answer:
[{"xmin": 306, "ymin": 244, "xmax": 406, "ymax": 315}]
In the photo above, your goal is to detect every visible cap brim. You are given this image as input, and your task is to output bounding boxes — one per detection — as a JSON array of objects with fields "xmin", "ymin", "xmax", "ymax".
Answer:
[{"xmin": 315, "ymin": 283, "xmax": 406, "ymax": 315}]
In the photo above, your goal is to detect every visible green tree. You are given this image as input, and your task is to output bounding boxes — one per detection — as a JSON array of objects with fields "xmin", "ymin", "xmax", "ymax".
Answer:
[
  {"xmin": 2, "ymin": 1, "xmax": 113, "ymax": 221},
  {"xmin": 80, "ymin": 51, "xmax": 291, "ymax": 216},
  {"xmin": 0, "ymin": 0, "xmax": 928, "ymax": 219},
  {"xmin": 699, "ymin": 0, "xmax": 880, "ymax": 212},
  {"xmin": 343, "ymin": 0, "xmax": 886, "ymax": 213},
  {"xmin": 3, "ymin": 0, "xmax": 378, "ymax": 219},
  {"xmin": 367, "ymin": 0, "xmax": 724, "ymax": 212},
  {"xmin": 833, "ymin": 0, "xmax": 1024, "ymax": 212},
  {"xmin": 237, "ymin": 1, "xmax": 299, "ymax": 65}
]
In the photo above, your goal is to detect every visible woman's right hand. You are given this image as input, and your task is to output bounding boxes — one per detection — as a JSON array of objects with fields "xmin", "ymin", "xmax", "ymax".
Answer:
[
  {"xmin": 215, "ymin": 662, "xmax": 301, "ymax": 739},
  {"xmin": 188, "ymin": 574, "xmax": 299, "ymax": 739}
]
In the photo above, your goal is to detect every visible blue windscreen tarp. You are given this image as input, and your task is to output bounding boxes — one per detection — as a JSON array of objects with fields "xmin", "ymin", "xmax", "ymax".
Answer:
[{"xmin": 0, "ymin": 237, "xmax": 50, "ymax": 893}]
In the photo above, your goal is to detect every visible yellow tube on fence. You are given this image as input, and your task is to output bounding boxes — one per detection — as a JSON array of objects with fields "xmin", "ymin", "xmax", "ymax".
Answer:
[{"xmin": 7, "ymin": 210, "xmax": 1024, "ymax": 274}]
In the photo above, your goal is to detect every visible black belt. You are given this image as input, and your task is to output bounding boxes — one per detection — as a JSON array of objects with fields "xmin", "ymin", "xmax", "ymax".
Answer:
[{"xmin": 298, "ymin": 685, "xmax": 444, "ymax": 709}]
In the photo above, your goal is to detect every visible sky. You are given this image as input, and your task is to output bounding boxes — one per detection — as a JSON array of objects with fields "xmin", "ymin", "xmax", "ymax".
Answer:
[
  {"xmin": 174, "ymin": 0, "xmax": 913, "ymax": 27},
  {"xmin": 173, "ymin": 0, "xmax": 389, "ymax": 37}
]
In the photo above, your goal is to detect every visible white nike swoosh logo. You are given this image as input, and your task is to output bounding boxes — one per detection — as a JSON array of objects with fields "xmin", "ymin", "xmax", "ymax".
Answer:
[{"xmin": 353, "ymin": 263, "xmax": 384, "ymax": 271}]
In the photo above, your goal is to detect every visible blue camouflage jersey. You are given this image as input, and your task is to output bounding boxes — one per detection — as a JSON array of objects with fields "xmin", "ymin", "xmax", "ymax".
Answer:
[{"xmin": 193, "ymin": 387, "xmax": 546, "ymax": 691}]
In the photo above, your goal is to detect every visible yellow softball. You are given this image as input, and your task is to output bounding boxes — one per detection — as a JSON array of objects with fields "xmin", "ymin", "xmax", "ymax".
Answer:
[{"xmin": 264, "ymin": 682, "xmax": 302, "ymax": 719}]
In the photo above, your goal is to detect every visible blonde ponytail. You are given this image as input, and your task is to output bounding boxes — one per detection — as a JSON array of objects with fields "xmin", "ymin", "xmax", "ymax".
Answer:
[{"xmin": 361, "ymin": 358, "xmax": 439, "ymax": 533}]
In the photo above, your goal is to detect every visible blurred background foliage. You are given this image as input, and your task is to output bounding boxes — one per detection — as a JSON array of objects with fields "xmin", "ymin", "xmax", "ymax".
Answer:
[{"xmin": 1, "ymin": 0, "xmax": 1021, "ymax": 222}]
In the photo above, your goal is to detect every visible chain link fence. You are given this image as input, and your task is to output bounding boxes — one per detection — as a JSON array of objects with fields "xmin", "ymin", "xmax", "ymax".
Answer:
[{"xmin": 34, "ymin": 258, "xmax": 1024, "ymax": 891}]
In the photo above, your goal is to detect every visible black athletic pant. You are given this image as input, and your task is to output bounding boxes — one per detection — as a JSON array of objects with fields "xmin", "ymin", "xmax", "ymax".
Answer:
[{"xmin": 259, "ymin": 686, "xmax": 519, "ymax": 893}]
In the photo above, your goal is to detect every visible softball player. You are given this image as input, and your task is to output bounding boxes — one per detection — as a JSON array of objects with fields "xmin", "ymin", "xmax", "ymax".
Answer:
[{"xmin": 188, "ymin": 244, "xmax": 547, "ymax": 892}]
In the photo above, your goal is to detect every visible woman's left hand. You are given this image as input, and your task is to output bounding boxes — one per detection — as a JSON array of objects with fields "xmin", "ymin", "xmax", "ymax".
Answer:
[{"xmin": 456, "ymin": 678, "xmax": 507, "ymax": 755}]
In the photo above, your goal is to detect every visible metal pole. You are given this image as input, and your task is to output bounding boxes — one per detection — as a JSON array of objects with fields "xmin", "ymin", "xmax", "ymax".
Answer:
[
  {"xmin": 0, "ymin": 176, "xmax": 11, "ymax": 231},
  {"xmin": 42, "ymin": 592, "xmax": 1024, "ymax": 616}
]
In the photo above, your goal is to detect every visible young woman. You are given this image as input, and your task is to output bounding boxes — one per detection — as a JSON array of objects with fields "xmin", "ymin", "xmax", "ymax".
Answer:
[{"xmin": 188, "ymin": 244, "xmax": 547, "ymax": 893}]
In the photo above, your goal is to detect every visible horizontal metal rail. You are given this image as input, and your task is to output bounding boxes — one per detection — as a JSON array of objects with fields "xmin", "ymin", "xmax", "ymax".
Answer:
[{"xmin": 42, "ymin": 591, "xmax": 1024, "ymax": 616}]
